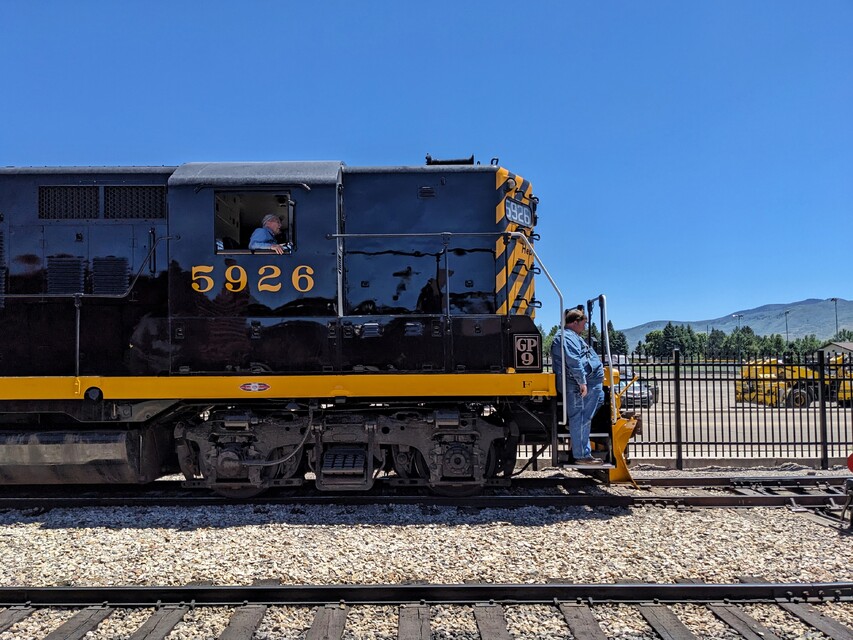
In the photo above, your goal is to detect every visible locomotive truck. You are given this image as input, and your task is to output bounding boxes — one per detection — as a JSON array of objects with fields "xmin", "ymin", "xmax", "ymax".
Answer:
[{"xmin": 0, "ymin": 156, "xmax": 637, "ymax": 496}]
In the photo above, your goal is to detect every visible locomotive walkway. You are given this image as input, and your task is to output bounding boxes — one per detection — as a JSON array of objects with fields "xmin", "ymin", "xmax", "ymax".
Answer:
[{"xmin": 1, "ymin": 579, "xmax": 852, "ymax": 639}]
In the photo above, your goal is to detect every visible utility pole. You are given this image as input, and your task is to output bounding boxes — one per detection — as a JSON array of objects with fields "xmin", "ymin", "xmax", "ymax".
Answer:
[{"xmin": 784, "ymin": 310, "xmax": 790, "ymax": 345}]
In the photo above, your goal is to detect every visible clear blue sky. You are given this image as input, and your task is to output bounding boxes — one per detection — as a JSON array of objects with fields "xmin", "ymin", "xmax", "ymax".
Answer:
[{"xmin": 2, "ymin": 1, "xmax": 850, "ymax": 330}]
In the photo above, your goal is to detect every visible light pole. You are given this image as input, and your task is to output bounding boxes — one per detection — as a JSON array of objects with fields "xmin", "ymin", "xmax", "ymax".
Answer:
[
  {"xmin": 831, "ymin": 298, "xmax": 839, "ymax": 338},
  {"xmin": 784, "ymin": 310, "xmax": 790, "ymax": 345},
  {"xmin": 732, "ymin": 314, "xmax": 743, "ymax": 330}
]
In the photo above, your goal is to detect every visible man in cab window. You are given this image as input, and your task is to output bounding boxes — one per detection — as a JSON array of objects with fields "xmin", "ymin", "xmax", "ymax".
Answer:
[{"xmin": 249, "ymin": 214, "xmax": 286, "ymax": 255}]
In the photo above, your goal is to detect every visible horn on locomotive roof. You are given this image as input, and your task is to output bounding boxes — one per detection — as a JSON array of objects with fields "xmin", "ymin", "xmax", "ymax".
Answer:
[{"xmin": 424, "ymin": 153, "xmax": 475, "ymax": 166}]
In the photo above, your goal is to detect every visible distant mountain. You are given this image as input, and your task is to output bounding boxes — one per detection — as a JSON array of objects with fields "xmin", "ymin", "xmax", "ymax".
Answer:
[{"xmin": 620, "ymin": 298, "xmax": 852, "ymax": 351}]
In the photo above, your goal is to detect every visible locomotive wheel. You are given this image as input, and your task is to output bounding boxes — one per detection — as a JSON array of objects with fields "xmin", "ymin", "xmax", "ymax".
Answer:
[
  {"xmin": 423, "ymin": 443, "xmax": 498, "ymax": 498},
  {"xmin": 267, "ymin": 444, "xmax": 305, "ymax": 481},
  {"xmin": 391, "ymin": 445, "xmax": 417, "ymax": 479},
  {"xmin": 212, "ymin": 445, "xmax": 304, "ymax": 499},
  {"xmin": 213, "ymin": 485, "xmax": 268, "ymax": 499},
  {"xmin": 429, "ymin": 482, "xmax": 486, "ymax": 498}
]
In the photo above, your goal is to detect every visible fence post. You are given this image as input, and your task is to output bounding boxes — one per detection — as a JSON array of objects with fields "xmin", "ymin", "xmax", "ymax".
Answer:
[
  {"xmin": 673, "ymin": 348, "xmax": 683, "ymax": 470},
  {"xmin": 818, "ymin": 349, "xmax": 828, "ymax": 469}
]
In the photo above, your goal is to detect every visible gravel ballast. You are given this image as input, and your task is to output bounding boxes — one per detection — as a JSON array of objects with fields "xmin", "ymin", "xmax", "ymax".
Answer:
[{"xmin": 0, "ymin": 467, "xmax": 850, "ymax": 638}]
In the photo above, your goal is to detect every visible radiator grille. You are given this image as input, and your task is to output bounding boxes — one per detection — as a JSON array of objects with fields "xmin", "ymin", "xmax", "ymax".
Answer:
[
  {"xmin": 104, "ymin": 186, "xmax": 167, "ymax": 219},
  {"xmin": 92, "ymin": 256, "xmax": 129, "ymax": 295},
  {"xmin": 47, "ymin": 256, "xmax": 85, "ymax": 294},
  {"xmin": 39, "ymin": 186, "xmax": 99, "ymax": 219}
]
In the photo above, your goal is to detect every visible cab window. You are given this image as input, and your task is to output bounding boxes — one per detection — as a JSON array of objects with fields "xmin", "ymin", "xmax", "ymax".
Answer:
[{"xmin": 214, "ymin": 191, "xmax": 295, "ymax": 254}]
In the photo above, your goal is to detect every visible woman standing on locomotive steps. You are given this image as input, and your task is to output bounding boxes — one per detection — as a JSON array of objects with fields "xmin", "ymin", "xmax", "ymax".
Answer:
[{"xmin": 550, "ymin": 307, "xmax": 605, "ymax": 465}]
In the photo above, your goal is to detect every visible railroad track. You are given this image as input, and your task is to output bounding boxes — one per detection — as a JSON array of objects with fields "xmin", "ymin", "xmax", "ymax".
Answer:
[
  {"xmin": 1, "ymin": 476, "xmax": 851, "ymax": 529},
  {"xmin": 1, "ymin": 579, "xmax": 852, "ymax": 639},
  {"xmin": 0, "ymin": 474, "xmax": 848, "ymax": 498}
]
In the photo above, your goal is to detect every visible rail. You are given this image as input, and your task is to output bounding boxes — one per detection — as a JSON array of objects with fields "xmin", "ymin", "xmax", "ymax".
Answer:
[
  {"xmin": 1, "ymin": 477, "xmax": 849, "ymax": 515},
  {"xmin": 3, "ymin": 580, "xmax": 850, "ymax": 639},
  {"xmin": 3, "ymin": 580, "xmax": 852, "ymax": 638},
  {"xmin": 2, "ymin": 580, "xmax": 851, "ymax": 607}
]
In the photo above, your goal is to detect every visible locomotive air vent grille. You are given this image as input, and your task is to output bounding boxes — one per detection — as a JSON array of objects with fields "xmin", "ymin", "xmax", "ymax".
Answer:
[
  {"xmin": 104, "ymin": 186, "xmax": 167, "ymax": 219},
  {"xmin": 417, "ymin": 186, "xmax": 437, "ymax": 198},
  {"xmin": 47, "ymin": 256, "xmax": 85, "ymax": 294},
  {"xmin": 359, "ymin": 322, "xmax": 382, "ymax": 338},
  {"xmin": 0, "ymin": 230, "xmax": 5, "ymax": 264},
  {"xmin": 404, "ymin": 322, "xmax": 424, "ymax": 337},
  {"xmin": 92, "ymin": 256, "xmax": 129, "ymax": 295},
  {"xmin": 39, "ymin": 186, "xmax": 99, "ymax": 219}
]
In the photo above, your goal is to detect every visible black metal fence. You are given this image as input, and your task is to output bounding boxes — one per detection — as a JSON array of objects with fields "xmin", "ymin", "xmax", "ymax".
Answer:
[{"xmin": 612, "ymin": 350, "xmax": 853, "ymax": 468}]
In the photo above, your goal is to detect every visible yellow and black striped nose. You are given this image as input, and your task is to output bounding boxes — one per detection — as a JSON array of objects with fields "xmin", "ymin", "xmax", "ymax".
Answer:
[{"xmin": 495, "ymin": 167, "xmax": 536, "ymax": 317}]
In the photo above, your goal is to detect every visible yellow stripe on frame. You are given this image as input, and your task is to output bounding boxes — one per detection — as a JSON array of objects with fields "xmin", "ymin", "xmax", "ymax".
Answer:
[{"xmin": 0, "ymin": 373, "xmax": 557, "ymax": 401}]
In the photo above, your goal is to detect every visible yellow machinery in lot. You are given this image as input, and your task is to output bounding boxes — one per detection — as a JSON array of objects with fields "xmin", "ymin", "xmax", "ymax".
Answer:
[
  {"xmin": 735, "ymin": 355, "xmax": 853, "ymax": 408},
  {"xmin": 837, "ymin": 376, "xmax": 853, "ymax": 407}
]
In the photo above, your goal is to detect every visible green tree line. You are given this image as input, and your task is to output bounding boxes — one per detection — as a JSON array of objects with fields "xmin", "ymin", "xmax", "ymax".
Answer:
[{"xmin": 538, "ymin": 323, "xmax": 853, "ymax": 360}]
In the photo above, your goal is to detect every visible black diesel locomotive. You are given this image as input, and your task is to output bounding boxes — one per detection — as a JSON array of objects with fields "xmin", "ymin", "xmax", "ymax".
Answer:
[{"xmin": 0, "ymin": 157, "xmax": 637, "ymax": 496}]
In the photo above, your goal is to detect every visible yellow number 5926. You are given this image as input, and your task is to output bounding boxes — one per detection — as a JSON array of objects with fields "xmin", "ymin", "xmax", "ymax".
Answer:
[{"xmin": 191, "ymin": 264, "xmax": 315, "ymax": 294}]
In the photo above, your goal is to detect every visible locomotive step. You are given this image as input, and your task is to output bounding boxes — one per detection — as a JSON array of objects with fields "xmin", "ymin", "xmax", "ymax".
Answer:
[
  {"xmin": 555, "ymin": 450, "xmax": 613, "ymax": 468},
  {"xmin": 563, "ymin": 462, "xmax": 615, "ymax": 469}
]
